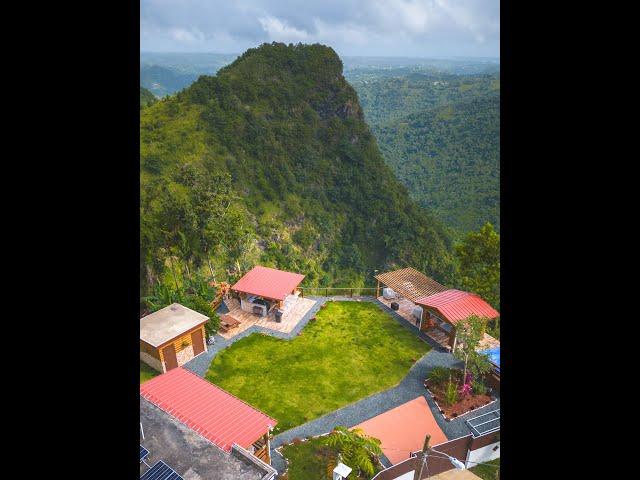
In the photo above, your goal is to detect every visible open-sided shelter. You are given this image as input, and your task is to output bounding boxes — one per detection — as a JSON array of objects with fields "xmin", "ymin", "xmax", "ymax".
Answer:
[
  {"xmin": 231, "ymin": 265, "xmax": 305, "ymax": 315},
  {"xmin": 415, "ymin": 289, "xmax": 499, "ymax": 350}
]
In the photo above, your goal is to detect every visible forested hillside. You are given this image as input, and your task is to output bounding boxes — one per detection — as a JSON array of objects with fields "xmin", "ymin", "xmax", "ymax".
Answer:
[
  {"xmin": 352, "ymin": 73, "xmax": 500, "ymax": 233},
  {"xmin": 376, "ymin": 94, "xmax": 499, "ymax": 232},
  {"xmin": 140, "ymin": 86, "xmax": 157, "ymax": 109},
  {"xmin": 140, "ymin": 43, "xmax": 455, "ymax": 296},
  {"xmin": 140, "ymin": 65, "xmax": 199, "ymax": 97}
]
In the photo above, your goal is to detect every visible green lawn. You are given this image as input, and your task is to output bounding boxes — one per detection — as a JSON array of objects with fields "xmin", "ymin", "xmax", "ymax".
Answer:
[
  {"xmin": 281, "ymin": 436, "xmax": 378, "ymax": 480},
  {"xmin": 469, "ymin": 458, "xmax": 500, "ymax": 479},
  {"xmin": 206, "ymin": 301, "xmax": 429, "ymax": 433},
  {"xmin": 140, "ymin": 361, "xmax": 160, "ymax": 384}
]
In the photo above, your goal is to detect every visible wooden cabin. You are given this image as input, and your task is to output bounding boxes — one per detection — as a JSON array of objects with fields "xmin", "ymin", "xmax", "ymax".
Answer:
[{"xmin": 140, "ymin": 303, "xmax": 209, "ymax": 373}]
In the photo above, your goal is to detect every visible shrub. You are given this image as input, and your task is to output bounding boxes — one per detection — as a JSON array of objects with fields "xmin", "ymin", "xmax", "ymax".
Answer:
[
  {"xmin": 472, "ymin": 380, "xmax": 488, "ymax": 396},
  {"xmin": 428, "ymin": 366, "xmax": 451, "ymax": 386},
  {"xmin": 445, "ymin": 381, "xmax": 459, "ymax": 406}
]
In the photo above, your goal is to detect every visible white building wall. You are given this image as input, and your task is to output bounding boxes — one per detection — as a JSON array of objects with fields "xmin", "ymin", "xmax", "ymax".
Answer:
[
  {"xmin": 467, "ymin": 441, "xmax": 500, "ymax": 467},
  {"xmin": 392, "ymin": 472, "xmax": 415, "ymax": 480}
]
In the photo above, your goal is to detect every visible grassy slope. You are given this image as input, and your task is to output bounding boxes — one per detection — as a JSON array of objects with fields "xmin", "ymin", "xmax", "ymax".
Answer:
[
  {"xmin": 469, "ymin": 458, "xmax": 500, "ymax": 479},
  {"xmin": 206, "ymin": 301, "xmax": 429, "ymax": 433},
  {"xmin": 140, "ymin": 86, "xmax": 157, "ymax": 109},
  {"xmin": 140, "ymin": 361, "xmax": 160, "ymax": 384}
]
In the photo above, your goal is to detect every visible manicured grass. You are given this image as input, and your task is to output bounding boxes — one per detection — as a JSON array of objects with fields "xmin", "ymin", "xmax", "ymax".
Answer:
[
  {"xmin": 469, "ymin": 458, "xmax": 500, "ymax": 480},
  {"xmin": 140, "ymin": 361, "xmax": 160, "ymax": 384},
  {"xmin": 281, "ymin": 437, "xmax": 378, "ymax": 480},
  {"xmin": 206, "ymin": 301, "xmax": 429, "ymax": 433}
]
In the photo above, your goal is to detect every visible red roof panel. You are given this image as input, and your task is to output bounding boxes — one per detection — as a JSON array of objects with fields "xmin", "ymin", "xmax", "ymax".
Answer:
[
  {"xmin": 415, "ymin": 289, "xmax": 499, "ymax": 324},
  {"xmin": 231, "ymin": 265, "xmax": 305, "ymax": 301},
  {"xmin": 140, "ymin": 367, "xmax": 277, "ymax": 452}
]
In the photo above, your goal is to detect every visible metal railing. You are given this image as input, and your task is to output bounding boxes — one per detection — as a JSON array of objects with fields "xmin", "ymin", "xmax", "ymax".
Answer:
[
  {"xmin": 298, "ymin": 287, "xmax": 379, "ymax": 298},
  {"xmin": 466, "ymin": 409, "xmax": 500, "ymax": 437}
]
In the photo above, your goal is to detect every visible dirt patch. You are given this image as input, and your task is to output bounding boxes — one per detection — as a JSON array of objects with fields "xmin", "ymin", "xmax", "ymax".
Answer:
[
  {"xmin": 424, "ymin": 371, "xmax": 496, "ymax": 420},
  {"xmin": 428, "ymin": 383, "xmax": 493, "ymax": 418}
]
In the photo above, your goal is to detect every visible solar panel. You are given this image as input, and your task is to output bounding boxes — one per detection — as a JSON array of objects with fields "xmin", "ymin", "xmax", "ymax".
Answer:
[
  {"xmin": 140, "ymin": 461, "xmax": 183, "ymax": 480},
  {"xmin": 140, "ymin": 445, "xmax": 149, "ymax": 462}
]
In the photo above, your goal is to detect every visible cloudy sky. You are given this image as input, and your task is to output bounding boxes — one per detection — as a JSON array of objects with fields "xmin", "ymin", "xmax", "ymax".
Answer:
[{"xmin": 141, "ymin": 0, "xmax": 499, "ymax": 58}]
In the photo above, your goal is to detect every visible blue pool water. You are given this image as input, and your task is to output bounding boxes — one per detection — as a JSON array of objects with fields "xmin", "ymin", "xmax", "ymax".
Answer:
[{"xmin": 481, "ymin": 347, "xmax": 500, "ymax": 368}]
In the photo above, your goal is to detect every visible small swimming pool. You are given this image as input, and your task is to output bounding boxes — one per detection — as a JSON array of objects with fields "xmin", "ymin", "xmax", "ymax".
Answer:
[{"xmin": 481, "ymin": 347, "xmax": 500, "ymax": 368}]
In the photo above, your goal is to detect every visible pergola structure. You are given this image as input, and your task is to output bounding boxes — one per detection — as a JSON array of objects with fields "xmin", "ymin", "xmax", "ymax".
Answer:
[{"xmin": 374, "ymin": 267, "xmax": 447, "ymax": 301}]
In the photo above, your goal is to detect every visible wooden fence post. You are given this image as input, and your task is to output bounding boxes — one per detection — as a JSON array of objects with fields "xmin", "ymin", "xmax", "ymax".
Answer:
[{"xmin": 415, "ymin": 434, "xmax": 431, "ymax": 480}]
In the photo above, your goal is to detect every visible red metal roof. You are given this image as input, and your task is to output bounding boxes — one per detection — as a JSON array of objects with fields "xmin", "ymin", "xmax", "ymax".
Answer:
[
  {"xmin": 415, "ymin": 289, "xmax": 499, "ymax": 324},
  {"xmin": 231, "ymin": 265, "xmax": 305, "ymax": 301},
  {"xmin": 140, "ymin": 367, "xmax": 277, "ymax": 452}
]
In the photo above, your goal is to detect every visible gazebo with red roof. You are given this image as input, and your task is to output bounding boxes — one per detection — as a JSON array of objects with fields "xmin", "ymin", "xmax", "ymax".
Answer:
[
  {"xmin": 140, "ymin": 367, "xmax": 277, "ymax": 464},
  {"xmin": 231, "ymin": 265, "xmax": 305, "ymax": 311},
  {"xmin": 415, "ymin": 289, "xmax": 499, "ymax": 350}
]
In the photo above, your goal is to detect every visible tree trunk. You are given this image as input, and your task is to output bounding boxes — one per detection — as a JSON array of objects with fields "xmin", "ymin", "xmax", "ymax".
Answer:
[
  {"xmin": 462, "ymin": 354, "xmax": 468, "ymax": 387},
  {"xmin": 207, "ymin": 258, "xmax": 216, "ymax": 281},
  {"xmin": 169, "ymin": 255, "xmax": 180, "ymax": 292}
]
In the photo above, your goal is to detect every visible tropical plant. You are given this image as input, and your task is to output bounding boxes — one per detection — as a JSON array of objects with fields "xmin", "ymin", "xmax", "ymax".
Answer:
[
  {"xmin": 324, "ymin": 426, "xmax": 383, "ymax": 477},
  {"xmin": 454, "ymin": 315, "xmax": 492, "ymax": 386},
  {"xmin": 455, "ymin": 223, "xmax": 500, "ymax": 309},
  {"xmin": 428, "ymin": 366, "xmax": 451, "ymax": 386},
  {"xmin": 445, "ymin": 381, "xmax": 459, "ymax": 406},
  {"xmin": 459, "ymin": 372, "xmax": 473, "ymax": 397},
  {"xmin": 487, "ymin": 317, "xmax": 500, "ymax": 340},
  {"xmin": 141, "ymin": 271, "xmax": 221, "ymax": 335},
  {"xmin": 471, "ymin": 379, "xmax": 487, "ymax": 396}
]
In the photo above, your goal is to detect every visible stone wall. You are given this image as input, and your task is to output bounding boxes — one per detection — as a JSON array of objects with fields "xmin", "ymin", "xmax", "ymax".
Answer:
[
  {"xmin": 140, "ymin": 351, "xmax": 163, "ymax": 373},
  {"xmin": 177, "ymin": 344, "xmax": 195, "ymax": 366}
]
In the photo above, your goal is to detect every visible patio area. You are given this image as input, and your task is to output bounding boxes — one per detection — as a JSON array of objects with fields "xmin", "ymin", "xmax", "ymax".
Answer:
[
  {"xmin": 377, "ymin": 295, "xmax": 451, "ymax": 349},
  {"xmin": 219, "ymin": 295, "xmax": 317, "ymax": 339}
]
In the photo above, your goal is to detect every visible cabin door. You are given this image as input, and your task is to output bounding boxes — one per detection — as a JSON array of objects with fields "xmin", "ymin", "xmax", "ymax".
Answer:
[
  {"xmin": 162, "ymin": 344, "xmax": 178, "ymax": 372},
  {"xmin": 191, "ymin": 329, "xmax": 205, "ymax": 356}
]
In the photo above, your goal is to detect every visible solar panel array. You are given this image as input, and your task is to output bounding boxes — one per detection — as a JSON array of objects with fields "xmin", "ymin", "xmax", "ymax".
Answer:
[
  {"xmin": 140, "ymin": 445, "xmax": 149, "ymax": 461},
  {"xmin": 140, "ymin": 461, "xmax": 183, "ymax": 480}
]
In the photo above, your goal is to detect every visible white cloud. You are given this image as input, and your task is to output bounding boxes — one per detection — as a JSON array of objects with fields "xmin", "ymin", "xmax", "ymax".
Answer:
[
  {"xmin": 140, "ymin": 0, "xmax": 500, "ymax": 57},
  {"xmin": 169, "ymin": 27, "xmax": 205, "ymax": 44},
  {"xmin": 259, "ymin": 16, "xmax": 309, "ymax": 41}
]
